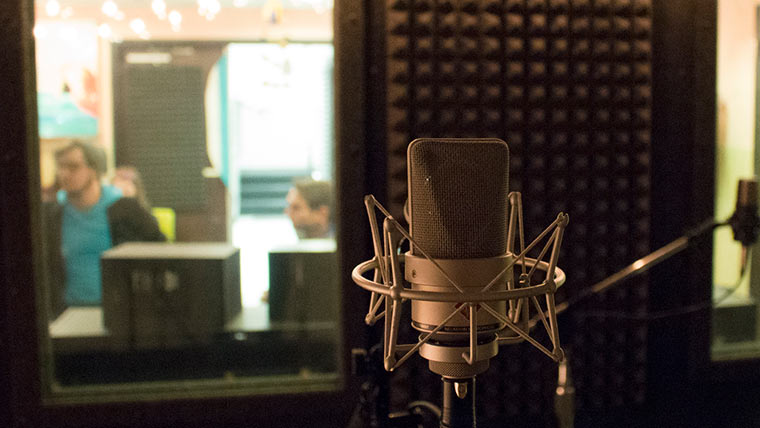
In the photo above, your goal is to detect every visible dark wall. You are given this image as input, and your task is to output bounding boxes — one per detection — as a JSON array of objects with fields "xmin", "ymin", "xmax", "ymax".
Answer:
[
  {"xmin": 0, "ymin": 0, "xmax": 42, "ymax": 427},
  {"xmin": 358, "ymin": 0, "xmax": 760, "ymax": 427},
  {"xmin": 646, "ymin": 0, "xmax": 716, "ymax": 422},
  {"xmin": 365, "ymin": 0, "xmax": 655, "ymax": 425}
]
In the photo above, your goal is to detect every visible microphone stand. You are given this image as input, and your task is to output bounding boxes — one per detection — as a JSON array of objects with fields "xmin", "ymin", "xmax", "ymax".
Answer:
[
  {"xmin": 352, "ymin": 218, "xmax": 731, "ymax": 428},
  {"xmin": 440, "ymin": 377, "xmax": 475, "ymax": 428},
  {"xmin": 549, "ymin": 217, "xmax": 723, "ymax": 323},
  {"xmin": 544, "ymin": 217, "xmax": 727, "ymax": 428},
  {"xmin": 349, "ymin": 344, "xmax": 442, "ymax": 428}
]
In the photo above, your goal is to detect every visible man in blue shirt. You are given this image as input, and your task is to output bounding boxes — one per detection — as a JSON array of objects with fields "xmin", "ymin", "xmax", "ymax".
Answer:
[{"xmin": 44, "ymin": 141, "xmax": 164, "ymax": 316}]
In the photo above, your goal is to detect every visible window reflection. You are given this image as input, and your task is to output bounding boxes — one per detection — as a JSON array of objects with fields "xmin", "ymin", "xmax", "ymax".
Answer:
[
  {"xmin": 35, "ymin": 0, "xmax": 339, "ymax": 392},
  {"xmin": 713, "ymin": 0, "xmax": 760, "ymax": 360}
]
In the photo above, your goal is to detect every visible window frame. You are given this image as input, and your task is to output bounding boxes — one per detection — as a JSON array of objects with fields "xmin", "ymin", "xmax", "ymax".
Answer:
[{"xmin": 0, "ymin": 0, "xmax": 371, "ymax": 426}]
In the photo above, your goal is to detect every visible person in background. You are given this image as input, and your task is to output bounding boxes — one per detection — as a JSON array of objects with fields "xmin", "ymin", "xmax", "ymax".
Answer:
[
  {"xmin": 284, "ymin": 178, "xmax": 333, "ymax": 239},
  {"xmin": 111, "ymin": 165, "xmax": 150, "ymax": 210},
  {"xmin": 263, "ymin": 178, "xmax": 334, "ymax": 304},
  {"xmin": 43, "ymin": 141, "xmax": 164, "ymax": 317}
]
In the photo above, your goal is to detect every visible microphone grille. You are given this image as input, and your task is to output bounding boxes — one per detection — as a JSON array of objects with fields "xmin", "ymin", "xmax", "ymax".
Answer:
[{"xmin": 408, "ymin": 138, "xmax": 509, "ymax": 259}]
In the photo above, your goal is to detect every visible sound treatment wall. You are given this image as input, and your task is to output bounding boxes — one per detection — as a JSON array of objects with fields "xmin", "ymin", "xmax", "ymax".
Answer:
[
  {"xmin": 113, "ymin": 42, "xmax": 229, "ymax": 242},
  {"xmin": 373, "ymin": 0, "xmax": 655, "ymax": 424}
]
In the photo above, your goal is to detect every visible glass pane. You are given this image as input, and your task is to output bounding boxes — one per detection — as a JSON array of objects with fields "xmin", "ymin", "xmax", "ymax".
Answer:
[
  {"xmin": 34, "ymin": 0, "xmax": 340, "ymax": 396},
  {"xmin": 713, "ymin": 0, "xmax": 760, "ymax": 360}
]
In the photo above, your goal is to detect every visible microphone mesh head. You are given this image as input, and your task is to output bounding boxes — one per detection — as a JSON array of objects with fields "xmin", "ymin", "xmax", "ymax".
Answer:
[{"xmin": 408, "ymin": 138, "xmax": 509, "ymax": 259}]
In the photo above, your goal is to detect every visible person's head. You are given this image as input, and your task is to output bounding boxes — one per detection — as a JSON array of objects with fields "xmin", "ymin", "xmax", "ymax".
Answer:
[
  {"xmin": 54, "ymin": 141, "xmax": 106, "ymax": 198},
  {"xmin": 285, "ymin": 179, "xmax": 332, "ymax": 239},
  {"xmin": 112, "ymin": 165, "xmax": 149, "ymax": 209}
]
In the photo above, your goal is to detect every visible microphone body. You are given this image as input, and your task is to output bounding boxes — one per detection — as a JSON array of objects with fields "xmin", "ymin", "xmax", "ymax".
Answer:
[
  {"xmin": 353, "ymin": 137, "xmax": 566, "ymax": 375},
  {"xmin": 406, "ymin": 138, "xmax": 510, "ymax": 378},
  {"xmin": 353, "ymin": 137, "xmax": 567, "ymax": 428},
  {"xmin": 730, "ymin": 178, "xmax": 760, "ymax": 273}
]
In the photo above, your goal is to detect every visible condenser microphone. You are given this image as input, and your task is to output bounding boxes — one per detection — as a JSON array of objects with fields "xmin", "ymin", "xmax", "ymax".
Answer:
[
  {"xmin": 352, "ymin": 137, "xmax": 568, "ymax": 428},
  {"xmin": 730, "ymin": 178, "xmax": 760, "ymax": 274},
  {"xmin": 406, "ymin": 138, "xmax": 510, "ymax": 379}
]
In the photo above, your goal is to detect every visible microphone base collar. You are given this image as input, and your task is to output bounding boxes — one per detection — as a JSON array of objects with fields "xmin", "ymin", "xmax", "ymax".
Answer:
[
  {"xmin": 429, "ymin": 359, "xmax": 490, "ymax": 379},
  {"xmin": 421, "ymin": 339, "xmax": 498, "ymax": 378}
]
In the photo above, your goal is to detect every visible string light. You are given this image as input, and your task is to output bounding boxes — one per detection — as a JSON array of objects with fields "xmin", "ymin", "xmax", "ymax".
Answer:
[
  {"xmin": 129, "ymin": 18, "xmax": 150, "ymax": 39},
  {"xmin": 168, "ymin": 10, "xmax": 182, "ymax": 32},
  {"xmin": 45, "ymin": 0, "xmax": 61, "ymax": 17},
  {"xmin": 35, "ymin": 0, "xmax": 336, "ymax": 39},
  {"xmin": 101, "ymin": 0, "xmax": 118, "ymax": 17},
  {"xmin": 60, "ymin": 6, "xmax": 74, "ymax": 19},
  {"xmin": 197, "ymin": 0, "xmax": 221, "ymax": 21},
  {"xmin": 151, "ymin": 0, "xmax": 167, "ymax": 20},
  {"xmin": 97, "ymin": 23, "xmax": 112, "ymax": 39},
  {"xmin": 33, "ymin": 24, "xmax": 48, "ymax": 39}
]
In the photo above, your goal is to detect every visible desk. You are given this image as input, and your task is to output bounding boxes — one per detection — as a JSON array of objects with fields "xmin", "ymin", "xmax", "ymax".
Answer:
[
  {"xmin": 48, "ymin": 305, "xmax": 340, "ymax": 385},
  {"xmin": 49, "ymin": 305, "xmax": 337, "ymax": 352},
  {"xmin": 51, "ymin": 305, "xmax": 271, "ymax": 337}
]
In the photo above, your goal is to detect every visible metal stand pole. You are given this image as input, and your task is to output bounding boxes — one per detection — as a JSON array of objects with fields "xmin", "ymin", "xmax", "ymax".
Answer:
[{"xmin": 440, "ymin": 377, "xmax": 476, "ymax": 428}]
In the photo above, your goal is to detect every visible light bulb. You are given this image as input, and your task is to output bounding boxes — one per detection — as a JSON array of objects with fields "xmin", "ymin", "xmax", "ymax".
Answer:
[
  {"xmin": 129, "ymin": 18, "xmax": 146, "ymax": 35},
  {"xmin": 168, "ymin": 10, "xmax": 182, "ymax": 26},
  {"xmin": 97, "ymin": 23, "xmax": 112, "ymax": 39},
  {"xmin": 33, "ymin": 24, "xmax": 48, "ymax": 39},
  {"xmin": 45, "ymin": 0, "xmax": 61, "ymax": 17},
  {"xmin": 101, "ymin": 0, "xmax": 118, "ymax": 17},
  {"xmin": 152, "ymin": 0, "xmax": 167, "ymax": 19}
]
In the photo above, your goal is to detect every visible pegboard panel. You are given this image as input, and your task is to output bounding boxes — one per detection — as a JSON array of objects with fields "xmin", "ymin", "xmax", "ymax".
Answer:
[
  {"xmin": 383, "ymin": 0, "xmax": 652, "ymax": 418},
  {"xmin": 118, "ymin": 65, "xmax": 209, "ymax": 210}
]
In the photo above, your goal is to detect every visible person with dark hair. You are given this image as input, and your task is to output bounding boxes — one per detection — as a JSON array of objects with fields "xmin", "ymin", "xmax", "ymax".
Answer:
[
  {"xmin": 284, "ymin": 178, "xmax": 333, "ymax": 239},
  {"xmin": 44, "ymin": 141, "xmax": 164, "ymax": 316}
]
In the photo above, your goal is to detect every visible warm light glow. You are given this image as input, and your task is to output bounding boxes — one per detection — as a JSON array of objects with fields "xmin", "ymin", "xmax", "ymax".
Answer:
[
  {"xmin": 292, "ymin": 0, "xmax": 333, "ymax": 13},
  {"xmin": 33, "ymin": 24, "xmax": 47, "ymax": 39},
  {"xmin": 60, "ymin": 6, "xmax": 74, "ymax": 19},
  {"xmin": 59, "ymin": 26, "xmax": 77, "ymax": 42},
  {"xmin": 168, "ymin": 10, "xmax": 182, "ymax": 31},
  {"xmin": 152, "ymin": 0, "xmax": 167, "ymax": 20},
  {"xmin": 101, "ymin": 0, "xmax": 118, "ymax": 17},
  {"xmin": 97, "ymin": 23, "xmax": 112, "ymax": 39},
  {"xmin": 197, "ymin": 0, "xmax": 221, "ymax": 20},
  {"xmin": 232, "ymin": 0, "xmax": 249, "ymax": 7},
  {"xmin": 129, "ymin": 18, "xmax": 146, "ymax": 35},
  {"xmin": 45, "ymin": 0, "xmax": 61, "ymax": 17}
]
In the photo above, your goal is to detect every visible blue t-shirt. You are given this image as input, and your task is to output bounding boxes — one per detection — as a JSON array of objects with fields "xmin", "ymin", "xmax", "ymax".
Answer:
[{"xmin": 60, "ymin": 185, "xmax": 123, "ymax": 306}]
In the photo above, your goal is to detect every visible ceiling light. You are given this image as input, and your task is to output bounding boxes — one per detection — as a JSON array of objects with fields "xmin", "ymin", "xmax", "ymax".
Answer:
[
  {"xmin": 197, "ymin": 0, "xmax": 221, "ymax": 20},
  {"xmin": 129, "ymin": 18, "xmax": 146, "ymax": 35},
  {"xmin": 168, "ymin": 10, "xmax": 182, "ymax": 31},
  {"xmin": 45, "ymin": 0, "xmax": 61, "ymax": 17},
  {"xmin": 152, "ymin": 0, "xmax": 167, "ymax": 19},
  {"xmin": 60, "ymin": 6, "xmax": 74, "ymax": 19},
  {"xmin": 97, "ymin": 23, "xmax": 112, "ymax": 39},
  {"xmin": 102, "ymin": 0, "xmax": 118, "ymax": 17},
  {"xmin": 33, "ymin": 24, "xmax": 48, "ymax": 39}
]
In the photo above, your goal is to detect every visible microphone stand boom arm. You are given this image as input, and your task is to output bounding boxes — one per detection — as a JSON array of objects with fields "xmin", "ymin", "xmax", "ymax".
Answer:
[{"xmin": 532, "ymin": 217, "xmax": 724, "ymax": 329}]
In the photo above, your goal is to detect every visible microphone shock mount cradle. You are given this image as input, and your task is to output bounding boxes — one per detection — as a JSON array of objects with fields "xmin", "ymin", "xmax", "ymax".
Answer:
[{"xmin": 352, "ymin": 193, "xmax": 569, "ymax": 428}]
